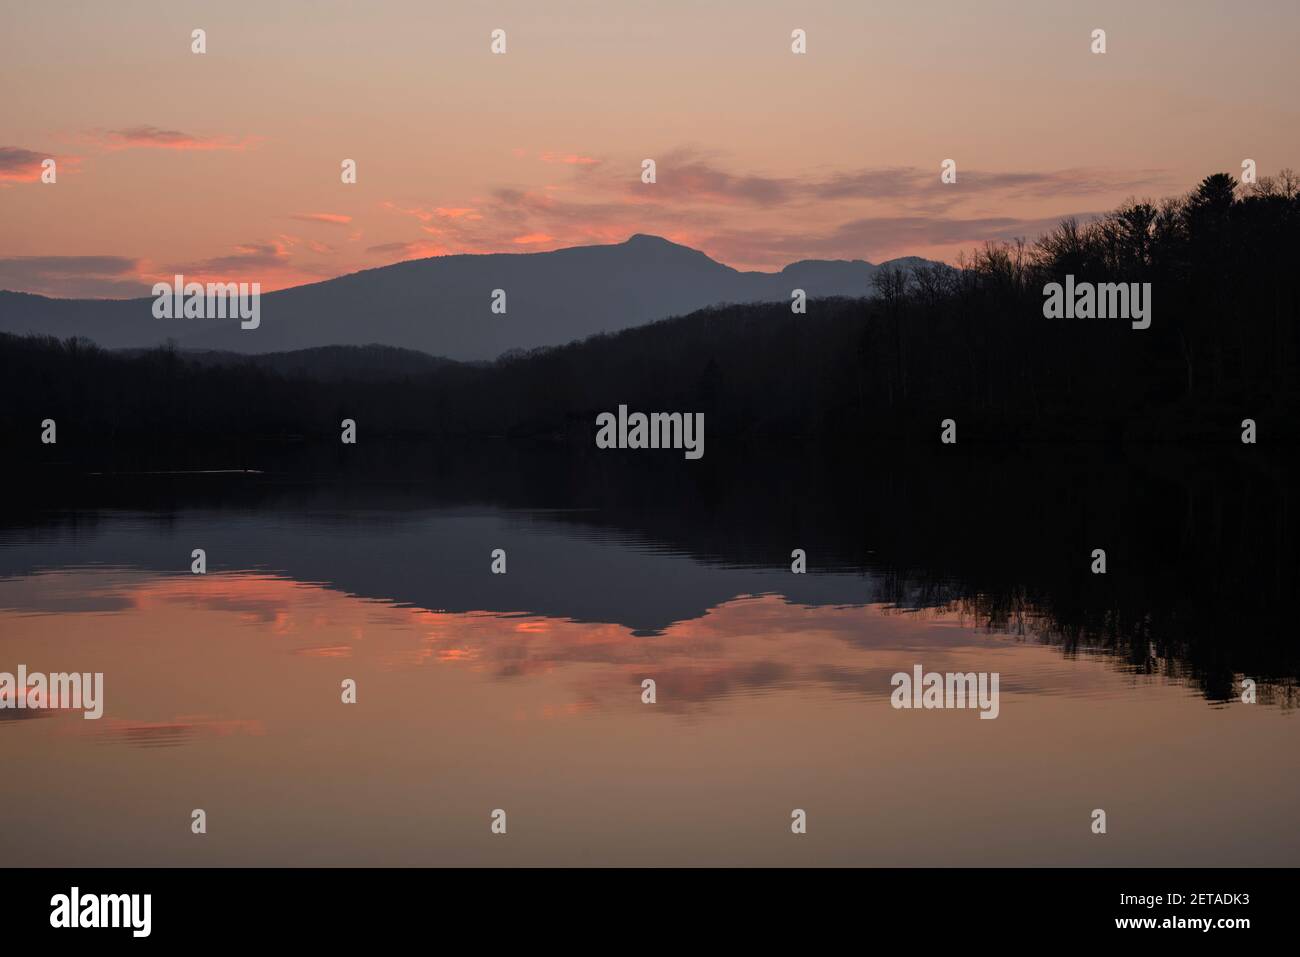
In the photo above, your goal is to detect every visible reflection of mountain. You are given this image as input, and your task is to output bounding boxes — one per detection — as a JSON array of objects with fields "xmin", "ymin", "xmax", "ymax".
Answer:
[
  {"xmin": 0, "ymin": 235, "xmax": 938, "ymax": 359},
  {"xmin": 0, "ymin": 495, "xmax": 874, "ymax": 638},
  {"xmin": 3, "ymin": 442, "xmax": 1296, "ymax": 706}
]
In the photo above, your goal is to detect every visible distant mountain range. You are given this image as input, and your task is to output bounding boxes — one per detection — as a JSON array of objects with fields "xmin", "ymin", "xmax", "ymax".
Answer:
[{"xmin": 0, "ymin": 235, "xmax": 941, "ymax": 360}]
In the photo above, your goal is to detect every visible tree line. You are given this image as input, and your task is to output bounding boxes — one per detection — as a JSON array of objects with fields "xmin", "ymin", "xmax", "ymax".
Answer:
[{"xmin": 3, "ymin": 170, "xmax": 1297, "ymax": 453}]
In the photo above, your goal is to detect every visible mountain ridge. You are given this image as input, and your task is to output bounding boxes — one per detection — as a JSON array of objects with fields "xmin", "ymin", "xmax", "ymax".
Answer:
[{"xmin": 0, "ymin": 234, "xmax": 946, "ymax": 360}]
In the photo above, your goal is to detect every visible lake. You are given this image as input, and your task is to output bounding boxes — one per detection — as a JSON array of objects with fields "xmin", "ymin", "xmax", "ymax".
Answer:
[{"xmin": 2, "ymin": 442, "xmax": 1296, "ymax": 865}]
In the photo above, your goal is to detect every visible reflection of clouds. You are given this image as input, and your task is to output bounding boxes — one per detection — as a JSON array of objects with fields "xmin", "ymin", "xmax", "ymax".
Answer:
[
  {"xmin": 0, "ymin": 569, "xmax": 1206, "ymax": 728},
  {"xmin": 0, "ymin": 568, "xmax": 140, "ymax": 614},
  {"xmin": 125, "ymin": 573, "xmax": 319, "ymax": 621},
  {"xmin": 101, "ymin": 721, "xmax": 194, "ymax": 748},
  {"xmin": 393, "ymin": 593, "xmax": 1027, "ymax": 712},
  {"xmin": 292, "ymin": 645, "xmax": 352, "ymax": 658},
  {"xmin": 632, "ymin": 661, "xmax": 795, "ymax": 713},
  {"xmin": 96, "ymin": 717, "xmax": 264, "ymax": 749}
]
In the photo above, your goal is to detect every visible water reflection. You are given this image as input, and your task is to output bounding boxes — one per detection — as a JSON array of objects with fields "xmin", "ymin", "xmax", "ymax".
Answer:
[{"xmin": 0, "ymin": 445, "xmax": 1297, "ymax": 865}]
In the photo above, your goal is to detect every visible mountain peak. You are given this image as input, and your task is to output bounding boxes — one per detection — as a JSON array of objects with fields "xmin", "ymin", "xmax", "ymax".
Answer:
[
  {"xmin": 623, "ymin": 233, "xmax": 680, "ymax": 248},
  {"xmin": 1, "ymin": 238, "xmax": 949, "ymax": 361}
]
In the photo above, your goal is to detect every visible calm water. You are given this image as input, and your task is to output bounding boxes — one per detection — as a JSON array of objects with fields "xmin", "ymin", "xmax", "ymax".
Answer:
[{"xmin": 2, "ymin": 445, "xmax": 1297, "ymax": 865}]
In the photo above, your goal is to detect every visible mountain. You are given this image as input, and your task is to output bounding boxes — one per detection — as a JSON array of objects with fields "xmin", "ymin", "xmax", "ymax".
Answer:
[{"xmin": 0, "ymin": 235, "xmax": 943, "ymax": 360}]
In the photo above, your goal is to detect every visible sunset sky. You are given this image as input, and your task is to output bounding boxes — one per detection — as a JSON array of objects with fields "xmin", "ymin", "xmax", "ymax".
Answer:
[{"xmin": 3, "ymin": 0, "xmax": 1298, "ymax": 297}]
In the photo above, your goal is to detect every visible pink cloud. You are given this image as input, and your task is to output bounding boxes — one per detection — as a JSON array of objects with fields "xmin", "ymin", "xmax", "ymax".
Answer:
[
  {"xmin": 0, "ymin": 147, "xmax": 82, "ymax": 183},
  {"xmin": 148, "ymin": 239, "xmax": 329, "ymax": 292},
  {"xmin": 91, "ymin": 125, "xmax": 256, "ymax": 151},
  {"xmin": 0, "ymin": 254, "xmax": 147, "ymax": 297},
  {"xmin": 291, "ymin": 212, "xmax": 353, "ymax": 226},
  {"xmin": 538, "ymin": 151, "xmax": 599, "ymax": 166},
  {"xmin": 381, "ymin": 201, "xmax": 481, "ymax": 223},
  {"xmin": 365, "ymin": 239, "xmax": 450, "ymax": 261}
]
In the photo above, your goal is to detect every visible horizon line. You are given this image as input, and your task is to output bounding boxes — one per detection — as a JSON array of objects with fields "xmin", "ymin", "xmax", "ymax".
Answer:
[{"xmin": 0, "ymin": 232, "xmax": 951, "ymax": 303}]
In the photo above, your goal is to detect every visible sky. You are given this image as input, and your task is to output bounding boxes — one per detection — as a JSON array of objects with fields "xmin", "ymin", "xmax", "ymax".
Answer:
[{"xmin": 2, "ymin": 0, "xmax": 1298, "ymax": 297}]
